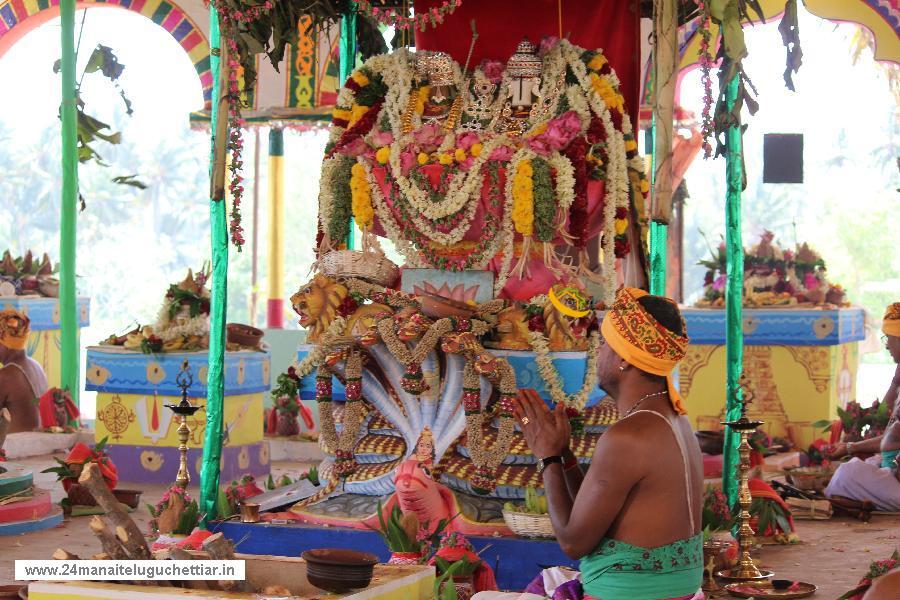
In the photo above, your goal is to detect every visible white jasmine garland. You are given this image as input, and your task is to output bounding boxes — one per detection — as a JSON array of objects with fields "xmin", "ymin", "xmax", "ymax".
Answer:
[
  {"xmin": 362, "ymin": 159, "xmax": 421, "ymax": 266},
  {"xmin": 529, "ymin": 329, "xmax": 600, "ymax": 412},
  {"xmin": 547, "ymin": 151, "xmax": 576, "ymax": 214}
]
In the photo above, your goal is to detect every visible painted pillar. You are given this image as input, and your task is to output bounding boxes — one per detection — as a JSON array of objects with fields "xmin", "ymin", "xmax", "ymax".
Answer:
[
  {"xmin": 721, "ymin": 72, "xmax": 745, "ymax": 507},
  {"xmin": 200, "ymin": 7, "xmax": 227, "ymax": 525},
  {"xmin": 59, "ymin": 0, "xmax": 79, "ymax": 405},
  {"xmin": 339, "ymin": 2, "xmax": 357, "ymax": 249},
  {"xmin": 266, "ymin": 127, "xmax": 285, "ymax": 329}
]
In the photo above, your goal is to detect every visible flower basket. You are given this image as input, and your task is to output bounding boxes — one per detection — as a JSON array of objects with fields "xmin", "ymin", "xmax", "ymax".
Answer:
[
  {"xmin": 66, "ymin": 483, "xmax": 97, "ymax": 507},
  {"xmin": 502, "ymin": 509, "xmax": 555, "ymax": 539},
  {"xmin": 439, "ymin": 578, "xmax": 474, "ymax": 600},
  {"xmin": 784, "ymin": 464, "xmax": 836, "ymax": 492},
  {"xmin": 318, "ymin": 249, "xmax": 399, "ymax": 287}
]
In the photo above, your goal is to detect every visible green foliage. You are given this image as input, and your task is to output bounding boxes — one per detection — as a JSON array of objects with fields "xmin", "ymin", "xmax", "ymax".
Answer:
[
  {"xmin": 370, "ymin": 501, "xmax": 419, "ymax": 553},
  {"xmin": 433, "ymin": 559, "xmax": 464, "ymax": 600},
  {"xmin": 749, "ymin": 497, "xmax": 791, "ymax": 536},
  {"xmin": 174, "ymin": 499, "xmax": 201, "ymax": 535},
  {"xmin": 216, "ymin": 487, "xmax": 233, "ymax": 519}
]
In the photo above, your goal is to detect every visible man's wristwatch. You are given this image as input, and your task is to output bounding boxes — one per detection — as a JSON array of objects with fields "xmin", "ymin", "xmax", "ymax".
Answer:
[{"xmin": 537, "ymin": 455, "xmax": 563, "ymax": 474}]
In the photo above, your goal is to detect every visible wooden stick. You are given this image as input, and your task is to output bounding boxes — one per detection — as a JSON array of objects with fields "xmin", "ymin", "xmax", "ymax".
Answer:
[
  {"xmin": 52, "ymin": 549, "xmax": 79, "ymax": 560},
  {"xmin": 210, "ymin": 28, "xmax": 230, "ymax": 202},
  {"xmin": 77, "ymin": 462, "xmax": 150, "ymax": 559},
  {"xmin": 0, "ymin": 407, "xmax": 11, "ymax": 452},
  {"xmin": 90, "ymin": 552, "xmax": 110, "ymax": 560},
  {"xmin": 201, "ymin": 532, "xmax": 252, "ymax": 593},
  {"xmin": 89, "ymin": 516, "xmax": 129, "ymax": 560}
]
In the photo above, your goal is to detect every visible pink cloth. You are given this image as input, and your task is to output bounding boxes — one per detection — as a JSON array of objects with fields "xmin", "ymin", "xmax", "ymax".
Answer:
[{"xmin": 702, "ymin": 453, "xmax": 723, "ymax": 478}]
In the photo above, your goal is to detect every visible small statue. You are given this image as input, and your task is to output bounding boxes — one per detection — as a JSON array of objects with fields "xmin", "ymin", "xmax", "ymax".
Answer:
[
  {"xmin": 0, "ymin": 310, "xmax": 46, "ymax": 433},
  {"xmin": 417, "ymin": 51, "xmax": 459, "ymax": 126},
  {"xmin": 414, "ymin": 426, "xmax": 435, "ymax": 471},
  {"xmin": 500, "ymin": 39, "xmax": 543, "ymax": 135},
  {"xmin": 39, "ymin": 388, "xmax": 80, "ymax": 431}
]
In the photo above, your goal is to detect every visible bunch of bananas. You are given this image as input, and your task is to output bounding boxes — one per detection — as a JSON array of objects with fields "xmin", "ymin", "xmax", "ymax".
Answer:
[{"xmin": 503, "ymin": 487, "xmax": 548, "ymax": 514}]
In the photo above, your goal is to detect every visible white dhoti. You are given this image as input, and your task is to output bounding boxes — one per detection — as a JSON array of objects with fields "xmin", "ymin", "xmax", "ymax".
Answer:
[{"xmin": 825, "ymin": 457, "xmax": 900, "ymax": 511}]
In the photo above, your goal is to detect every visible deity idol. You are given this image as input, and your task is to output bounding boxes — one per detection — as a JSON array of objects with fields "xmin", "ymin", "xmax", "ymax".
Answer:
[
  {"xmin": 500, "ymin": 38, "xmax": 543, "ymax": 135},
  {"xmin": 416, "ymin": 51, "xmax": 461, "ymax": 128}
]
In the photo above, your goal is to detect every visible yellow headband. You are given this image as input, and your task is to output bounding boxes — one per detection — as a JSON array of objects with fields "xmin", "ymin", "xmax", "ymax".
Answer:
[
  {"xmin": 600, "ymin": 287, "xmax": 690, "ymax": 415},
  {"xmin": 883, "ymin": 302, "xmax": 900, "ymax": 338},
  {"xmin": 0, "ymin": 309, "xmax": 30, "ymax": 351}
]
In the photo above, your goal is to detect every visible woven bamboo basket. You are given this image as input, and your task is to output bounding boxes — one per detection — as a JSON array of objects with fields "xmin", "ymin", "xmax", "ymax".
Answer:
[
  {"xmin": 318, "ymin": 250, "xmax": 399, "ymax": 286},
  {"xmin": 502, "ymin": 509, "xmax": 555, "ymax": 539}
]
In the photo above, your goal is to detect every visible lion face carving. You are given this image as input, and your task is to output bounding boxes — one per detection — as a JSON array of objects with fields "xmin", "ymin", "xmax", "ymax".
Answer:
[
  {"xmin": 495, "ymin": 306, "xmax": 531, "ymax": 350},
  {"xmin": 291, "ymin": 274, "xmax": 348, "ymax": 343}
]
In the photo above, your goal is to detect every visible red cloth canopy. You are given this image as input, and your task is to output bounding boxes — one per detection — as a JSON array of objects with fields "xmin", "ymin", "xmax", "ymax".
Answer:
[{"xmin": 413, "ymin": 0, "xmax": 641, "ymax": 122}]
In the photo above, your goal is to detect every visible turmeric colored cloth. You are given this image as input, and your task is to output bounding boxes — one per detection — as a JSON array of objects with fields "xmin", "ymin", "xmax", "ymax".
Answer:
[
  {"xmin": 600, "ymin": 287, "xmax": 690, "ymax": 414},
  {"xmin": 883, "ymin": 302, "xmax": 900, "ymax": 337}
]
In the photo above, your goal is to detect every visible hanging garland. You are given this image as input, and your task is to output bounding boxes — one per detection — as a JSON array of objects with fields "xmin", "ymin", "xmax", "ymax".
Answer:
[
  {"xmin": 696, "ymin": 0, "xmax": 715, "ymax": 158},
  {"xmin": 529, "ymin": 329, "xmax": 600, "ymax": 414},
  {"xmin": 356, "ymin": 0, "xmax": 463, "ymax": 32}
]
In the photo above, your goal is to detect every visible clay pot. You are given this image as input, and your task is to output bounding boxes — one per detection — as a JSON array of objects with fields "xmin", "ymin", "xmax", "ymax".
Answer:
[
  {"xmin": 114, "ymin": 489, "xmax": 143, "ymax": 509},
  {"xmin": 302, "ymin": 549, "xmax": 377, "ymax": 593},
  {"xmin": 276, "ymin": 412, "xmax": 300, "ymax": 437},
  {"xmin": 227, "ymin": 323, "xmax": 264, "ymax": 348},
  {"xmin": 66, "ymin": 483, "xmax": 97, "ymax": 507}
]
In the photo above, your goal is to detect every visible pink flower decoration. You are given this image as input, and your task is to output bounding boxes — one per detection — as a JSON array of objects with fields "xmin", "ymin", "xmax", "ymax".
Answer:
[
  {"xmin": 370, "ymin": 130, "xmax": 394, "ymax": 147},
  {"xmin": 412, "ymin": 123, "xmax": 445, "ymax": 151},
  {"xmin": 489, "ymin": 145, "xmax": 514, "ymax": 161},
  {"xmin": 456, "ymin": 131, "xmax": 480, "ymax": 150},
  {"xmin": 399, "ymin": 150, "xmax": 416, "ymax": 175},
  {"xmin": 527, "ymin": 111, "xmax": 583, "ymax": 155},
  {"xmin": 538, "ymin": 36, "xmax": 560, "ymax": 57},
  {"xmin": 480, "ymin": 60, "xmax": 504, "ymax": 84},
  {"xmin": 804, "ymin": 273, "xmax": 820, "ymax": 291},
  {"xmin": 337, "ymin": 136, "xmax": 369, "ymax": 157},
  {"xmin": 713, "ymin": 274, "xmax": 727, "ymax": 291}
]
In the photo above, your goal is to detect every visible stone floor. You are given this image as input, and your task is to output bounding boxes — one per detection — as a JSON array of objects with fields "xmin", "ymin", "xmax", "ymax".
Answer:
[{"xmin": 1, "ymin": 453, "xmax": 898, "ymax": 598}]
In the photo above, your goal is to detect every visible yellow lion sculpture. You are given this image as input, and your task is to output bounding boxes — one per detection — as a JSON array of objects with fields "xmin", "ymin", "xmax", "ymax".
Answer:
[{"xmin": 291, "ymin": 274, "xmax": 390, "ymax": 342}]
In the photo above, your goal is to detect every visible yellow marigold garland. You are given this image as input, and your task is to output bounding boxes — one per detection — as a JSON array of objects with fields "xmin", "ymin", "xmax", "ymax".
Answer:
[
  {"xmin": 350, "ymin": 162, "xmax": 374, "ymax": 230},
  {"xmin": 511, "ymin": 159, "xmax": 534, "ymax": 236}
]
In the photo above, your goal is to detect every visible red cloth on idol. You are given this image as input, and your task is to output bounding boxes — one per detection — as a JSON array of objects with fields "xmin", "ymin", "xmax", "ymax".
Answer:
[
  {"xmin": 64, "ymin": 443, "xmax": 118, "ymax": 491},
  {"xmin": 38, "ymin": 389, "xmax": 80, "ymax": 429},
  {"xmin": 413, "ymin": 0, "xmax": 641, "ymax": 124}
]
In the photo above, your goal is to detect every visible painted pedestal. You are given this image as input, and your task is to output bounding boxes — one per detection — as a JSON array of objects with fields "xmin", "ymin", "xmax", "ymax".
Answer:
[
  {"xmin": 214, "ymin": 520, "xmax": 570, "ymax": 592},
  {"xmin": 680, "ymin": 307, "xmax": 865, "ymax": 448},
  {"xmin": 0, "ymin": 296, "xmax": 90, "ymax": 389},
  {"xmin": 30, "ymin": 558, "xmax": 433, "ymax": 599},
  {"xmin": 0, "ymin": 462, "xmax": 63, "ymax": 535},
  {"xmin": 85, "ymin": 347, "xmax": 271, "ymax": 484}
]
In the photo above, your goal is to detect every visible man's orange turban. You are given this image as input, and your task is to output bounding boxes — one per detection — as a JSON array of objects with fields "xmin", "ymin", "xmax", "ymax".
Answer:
[
  {"xmin": 883, "ymin": 303, "xmax": 900, "ymax": 338},
  {"xmin": 600, "ymin": 287, "xmax": 690, "ymax": 414},
  {"xmin": 0, "ymin": 309, "xmax": 29, "ymax": 351}
]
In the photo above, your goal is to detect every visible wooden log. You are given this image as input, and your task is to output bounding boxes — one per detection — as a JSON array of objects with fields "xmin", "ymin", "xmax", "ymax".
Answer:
[
  {"xmin": 52, "ymin": 549, "xmax": 79, "ymax": 560},
  {"xmin": 90, "ymin": 553, "xmax": 110, "ymax": 560},
  {"xmin": 89, "ymin": 515, "xmax": 129, "ymax": 560},
  {"xmin": 158, "ymin": 548, "xmax": 209, "ymax": 591},
  {"xmin": 201, "ymin": 532, "xmax": 252, "ymax": 593},
  {"xmin": 77, "ymin": 462, "xmax": 150, "ymax": 559}
]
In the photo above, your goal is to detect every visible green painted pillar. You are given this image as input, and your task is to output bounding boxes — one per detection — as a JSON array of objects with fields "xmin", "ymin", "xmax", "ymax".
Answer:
[
  {"xmin": 59, "ymin": 0, "xmax": 79, "ymax": 405},
  {"xmin": 648, "ymin": 115, "xmax": 668, "ymax": 297},
  {"xmin": 200, "ymin": 6, "xmax": 226, "ymax": 525},
  {"xmin": 721, "ymin": 72, "xmax": 745, "ymax": 508},
  {"xmin": 340, "ymin": 2, "xmax": 357, "ymax": 249}
]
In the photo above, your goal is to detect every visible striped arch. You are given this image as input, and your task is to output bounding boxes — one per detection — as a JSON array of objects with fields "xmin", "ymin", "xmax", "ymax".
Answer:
[{"xmin": 0, "ymin": 0, "xmax": 212, "ymax": 108}]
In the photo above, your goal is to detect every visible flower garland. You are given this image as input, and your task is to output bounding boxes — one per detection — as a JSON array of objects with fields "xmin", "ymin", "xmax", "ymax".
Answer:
[
  {"xmin": 357, "ymin": 0, "xmax": 462, "ymax": 32},
  {"xmin": 529, "ymin": 329, "xmax": 600, "ymax": 413},
  {"xmin": 460, "ymin": 358, "xmax": 517, "ymax": 494},
  {"xmin": 350, "ymin": 161, "xmax": 374, "ymax": 231},
  {"xmin": 210, "ymin": 1, "xmax": 275, "ymax": 249},
  {"xmin": 531, "ymin": 157, "xmax": 556, "ymax": 243},
  {"xmin": 558, "ymin": 40, "xmax": 631, "ymax": 303},
  {"xmin": 326, "ymin": 157, "xmax": 355, "ymax": 244},
  {"xmin": 696, "ymin": 0, "xmax": 715, "ymax": 158}
]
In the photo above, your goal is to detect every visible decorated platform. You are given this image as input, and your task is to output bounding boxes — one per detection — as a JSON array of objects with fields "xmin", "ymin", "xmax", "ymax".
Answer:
[
  {"xmin": 85, "ymin": 347, "xmax": 271, "ymax": 484},
  {"xmin": 29, "ymin": 556, "xmax": 434, "ymax": 599},
  {"xmin": 0, "ymin": 462, "xmax": 62, "ymax": 536},
  {"xmin": 681, "ymin": 307, "xmax": 865, "ymax": 448},
  {"xmin": 213, "ymin": 520, "xmax": 572, "ymax": 592},
  {"xmin": 0, "ymin": 295, "xmax": 90, "ymax": 389}
]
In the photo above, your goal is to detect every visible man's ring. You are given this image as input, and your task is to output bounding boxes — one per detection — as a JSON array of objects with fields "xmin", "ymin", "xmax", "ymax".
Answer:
[{"xmin": 521, "ymin": 417, "xmax": 530, "ymax": 426}]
